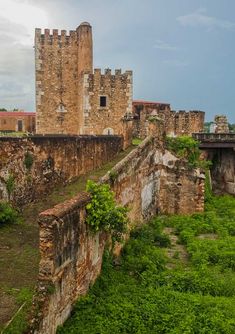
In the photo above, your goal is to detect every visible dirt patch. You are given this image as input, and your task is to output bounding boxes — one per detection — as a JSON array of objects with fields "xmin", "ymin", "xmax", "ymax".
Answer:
[
  {"xmin": 0, "ymin": 290, "xmax": 17, "ymax": 330},
  {"xmin": 163, "ymin": 227, "xmax": 189, "ymax": 268},
  {"xmin": 197, "ymin": 233, "xmax": 218, "ymax": 240}
]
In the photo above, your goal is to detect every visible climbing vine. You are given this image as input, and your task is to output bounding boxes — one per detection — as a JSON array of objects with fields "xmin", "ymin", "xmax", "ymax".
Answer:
[{"xmin": 86, "ymin": 180, "xmax": 128, "ymax": 242}]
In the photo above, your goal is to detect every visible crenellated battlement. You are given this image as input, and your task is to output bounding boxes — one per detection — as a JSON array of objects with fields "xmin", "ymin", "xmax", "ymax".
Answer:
[
  {"xmin": 35, "ymin": 28, "xmax": 78, "ymax": 45},
  {"xmin": 93, "ymin": 68, "xmax": 132, "ymax": 77},
  {"xmin": 172, "ymin": 110, "xmax": 205, "ymax": 115},
  {"xmin": 86, "ymin": 69, "xmax": 133, "ymax": 90}
]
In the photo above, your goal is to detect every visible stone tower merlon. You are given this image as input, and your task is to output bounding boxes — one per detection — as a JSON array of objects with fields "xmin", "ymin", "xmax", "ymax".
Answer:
[
  {"xmin": 214, "ymin": 115, "xmax": 229, "ymax": 133},
  {"xmin": 76, "ymin": 22, "xmax": 93, "ymax": 76}
]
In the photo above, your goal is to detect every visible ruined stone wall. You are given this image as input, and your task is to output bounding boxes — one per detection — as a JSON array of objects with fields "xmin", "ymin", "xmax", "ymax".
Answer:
[
  {"xmin": 31, "ymin": 133, "xmax": 204, "ymax": 334},
  {"xmin": 102, "ymin": 137, "xmax": 205, "ymax": 220},
  {"xmin": 82, "ymin": 69, "xmax": 133, "ymax": 147},
  {"xmin": 133, "ymin": 102, "xmax": 205, "ymax": 138},
  {"xmin": 214, "ymin": 115, "xmax": 229, "ymax": 133},
  {"xmin": 0, "ymin": 135, "xmax": 123, "ymax": 206},
  {"xmin": 168, "ymin": 110, "xmax": 205, "ymax": 137},
  {"xmin": 207, "ymin": 148, "xmax": 235, "ymax": 195},
  {"xmin": 132, "ymin": 102, "xmax": 171, "ymax": 139},
  {"xmin": 31, "ymin": 193, "xmax": 107, "ymax": 333}
]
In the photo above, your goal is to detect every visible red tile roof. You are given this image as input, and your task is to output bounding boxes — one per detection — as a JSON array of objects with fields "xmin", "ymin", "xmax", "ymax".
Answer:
[
  {"xmin": 0, "ymin": 112, "xmax": 35, "ymax": 117},
  {"xmin": 133, "ymin": 100, "xmax": 170, "ymax": 106}
]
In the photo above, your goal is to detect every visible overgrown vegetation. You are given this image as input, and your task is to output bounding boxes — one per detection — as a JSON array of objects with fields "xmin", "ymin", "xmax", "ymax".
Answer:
[
  {"xmin": 132, "ymin": 138, "xmax": 143, "ymax": 146},
  {"xmin": 24, "ymin": 152, "xmax": 34, "ymax": 170},
  {"xmin": 166, "ymin": 135, "xmax": 211, "ymax": 168},
  {"xmin": 86, "ymin": 180, "xmax": 129, "ymax": 243},
  {"xmin": 2, "ymin": 288, "xmax": 34, "ymax": 334},
  {"xmin": 0, "ymin": 202, "xmax": 18, "ymax": 226},
  {"xmin": 5, "ymin": 175, "xmax": 15, "ymax": 201},
  {"xmin": 58, "ymin": 193, "xmax": 235, "ymax": 334}
]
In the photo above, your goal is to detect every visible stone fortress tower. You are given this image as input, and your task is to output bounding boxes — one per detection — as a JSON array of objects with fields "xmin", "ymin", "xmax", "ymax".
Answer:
[{"xmin": 35, "ymin": 22, "xmax": 133, "ymax": 140}]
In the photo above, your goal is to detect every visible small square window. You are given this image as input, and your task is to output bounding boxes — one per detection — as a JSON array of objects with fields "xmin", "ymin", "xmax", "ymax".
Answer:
[{"xmin": 100, "ymin": 96, "xmax": 107, "ymax": 107}]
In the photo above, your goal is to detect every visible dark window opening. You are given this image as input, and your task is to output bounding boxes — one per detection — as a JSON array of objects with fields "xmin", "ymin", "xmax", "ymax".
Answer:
[
  {"xmin": 17, "ymin": 120, "xmax": 23, "ymax": 132},
  {"xmin": 100, "ymin": 96, "xmax": 107, "ymax": 107}
]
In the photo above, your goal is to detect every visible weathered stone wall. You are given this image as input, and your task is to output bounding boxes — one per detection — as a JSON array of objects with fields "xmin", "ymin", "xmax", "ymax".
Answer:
[
  {"xmin": 132, "ymin": 101, "xmax": 171, "ymax": 139},
  {"xmin": 214, "ymin": 115, "xmax": 229, "ymax": 133},
  {"xmin": 82, "ymin": 69, "xmax": 133, "ymax": 148},
  {"xmin": 30, "ymin": 133, "xmax": 205, "ymax": 334},
  {"xmin": 30, "ymin": 193, "xmax": 107, "ymax": 333},
  {"xmin": 207, "ymin": 148, "xmax": 235, "ymax": 195},
  {"xmin": 169, "ymin": 110, "xmax": 205, "ymax": 137},
  {"xmin": 0, "ymin": 135, "xmax": 123, "ymax": 206},
  {"xmin": 132, "ymin": 102, "xmax": 205, "ymax": 138},
  {"xmin": 102, "ymin": 137, "xmax": 205, "ymax": 220}
]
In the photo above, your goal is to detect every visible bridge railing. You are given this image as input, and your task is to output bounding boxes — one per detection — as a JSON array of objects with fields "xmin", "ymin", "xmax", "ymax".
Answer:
[{"xmin": 193, "ymin": 133, "xmax": 235, "ymax": 142}]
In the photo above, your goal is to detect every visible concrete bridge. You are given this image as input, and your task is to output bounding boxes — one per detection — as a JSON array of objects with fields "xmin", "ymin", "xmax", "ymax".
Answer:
[
  {"xmin": 193, "ymin": 133, "xmax": 235, "ymax": 149},
  {"xmin": 193, "ymin": 133, "xmax": 235, "ymax": 195}
]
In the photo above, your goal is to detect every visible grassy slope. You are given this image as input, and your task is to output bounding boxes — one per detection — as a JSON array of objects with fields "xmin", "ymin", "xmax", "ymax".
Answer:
[
  {"xmin": 58, "ymin": 195, "xmax": 235, "ymax": 334},
  {"xmin": 0, "ymin": 145, "xmax": 135, "ymax": 333}
]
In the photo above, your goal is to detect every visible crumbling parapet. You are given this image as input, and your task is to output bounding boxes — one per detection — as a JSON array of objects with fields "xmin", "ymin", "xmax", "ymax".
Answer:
[{"xmin": 214, "ymin": 115, "xmax": 229, "ymax": 133}]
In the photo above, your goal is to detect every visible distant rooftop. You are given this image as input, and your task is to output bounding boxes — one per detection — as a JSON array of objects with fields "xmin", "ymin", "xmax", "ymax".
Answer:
[
  {"xmin": 133, "ymin": 100, "xmax": 170, "ymax": 106},
  {"xmin": 0, "ymin": 111, "xmax": 35, "ymax": 117}
]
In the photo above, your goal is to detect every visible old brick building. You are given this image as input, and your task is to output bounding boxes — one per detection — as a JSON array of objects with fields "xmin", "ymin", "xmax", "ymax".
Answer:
[
  {"xmin": 0, "ymin": 111, "xmax": 35, "ymax": 133},
  {"xmin": 35, "ymin": 22, "xmax": 133, "ymax": 145}
]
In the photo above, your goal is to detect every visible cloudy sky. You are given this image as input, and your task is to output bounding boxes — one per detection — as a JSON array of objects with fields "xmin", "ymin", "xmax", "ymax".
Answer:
[{"xmin": 0, "ymin": 0, "xmax": 235, "ymax": 122}]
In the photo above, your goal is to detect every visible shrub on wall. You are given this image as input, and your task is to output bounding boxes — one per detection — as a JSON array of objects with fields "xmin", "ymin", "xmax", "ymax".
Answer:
[
  {"xmin": 24, "ymin": 151, "xmax": 34, "ymax": 170},
  {"xmin": 166, "ymin": 136, "xmax": 211, "ymax": 169},
  {"xmin": 6, "ymin": 174, "xmax": 15, "ymax": 201},
  {"xmin": 86, "ymin": 180, "xmax": 128, "ymax": 243}
]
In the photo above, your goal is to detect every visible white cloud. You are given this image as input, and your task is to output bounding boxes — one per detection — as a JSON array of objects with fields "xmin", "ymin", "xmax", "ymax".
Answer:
[
  {"xmin": 0, "ymin": 0, "xmax": 48, "ymax": 45},
  {"xmin": 177, "ymin": 8, "xmax": 235, "ymax": 31},
  {"xmin": 154, "ymin": 40, "xmax": 177, "ymax": 51},
  {"xmin": 0, "ymin": 0, "xmax": 48, "ymax": 109}
]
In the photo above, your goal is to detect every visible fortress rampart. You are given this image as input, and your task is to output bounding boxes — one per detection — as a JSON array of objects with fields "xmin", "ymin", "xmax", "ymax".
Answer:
[
  {"xmin": 0, "ymin": 135, "xmax": 123, "ymax": 206},
  {"xmin": 133, "ymin": 101, "xmax": 205, "ymax": 138},
  {"xmin": 29, "ymin": 129, "xmax": 205, "ymax": 334}
]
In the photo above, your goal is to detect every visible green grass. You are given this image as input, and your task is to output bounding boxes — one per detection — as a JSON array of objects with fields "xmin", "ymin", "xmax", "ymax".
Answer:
[
  {"xmin": 1, "ymin": 288, "xmax": 34, "ymax": 334},
  {"xmin": 132, "ymin": 138, "xmax": 143, "ymax": 146},
  {"xmin": 0, "ymin": 132, "xmax": 28, "ymax": 137},
  {"xmin": 58, "ymin": 194, "xmax": 235, "ymax": 334}
]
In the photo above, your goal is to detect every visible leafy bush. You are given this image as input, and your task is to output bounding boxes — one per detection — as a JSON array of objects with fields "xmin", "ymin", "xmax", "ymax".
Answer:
[
  {"xmin": 86, "ymin": 180, "xmax": 128, "ymax": 242},
  {"xmin": 166, "ymin": 135, "xmax": 211, "ymax": 169},
  {"xmin": 6, "ymin": 174, "xmax": 15, "ymax": 200},
  {"xmin": 24, "ymin": 151, "xmax": 34, "ymax": 170},
  {"xmin": 0, "ymin": 202, "xmax": 18, "ymax": 226}
]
